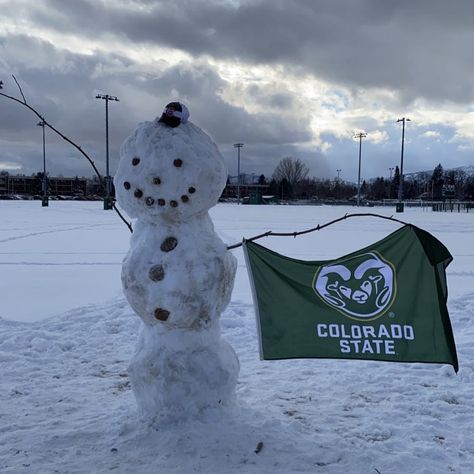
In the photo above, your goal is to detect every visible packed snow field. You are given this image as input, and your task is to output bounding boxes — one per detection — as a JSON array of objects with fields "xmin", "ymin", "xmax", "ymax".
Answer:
[{"xmin": 1, "ymin": 201, "xmax": 473, "ymax": 473}]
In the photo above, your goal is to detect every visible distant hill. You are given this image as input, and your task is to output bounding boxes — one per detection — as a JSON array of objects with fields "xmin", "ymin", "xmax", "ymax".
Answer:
[{"xmin": 405, "ymin": 165, "xmax": 474, "ymax": 180}]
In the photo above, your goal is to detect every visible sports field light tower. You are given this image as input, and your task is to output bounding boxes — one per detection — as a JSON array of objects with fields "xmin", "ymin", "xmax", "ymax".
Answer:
[
  {"xmin": 37, "ymin": 119, "xmax": 48, "ymax": 207},
  {"xmin": 354, "ymin": 132, "xmax": 367, "ymax": 207},
  {"xmin": 336, "ymin": 169, "xmax": 342, "ymax": 200},
  {"xmin": 396, "ymin": 117, "xmax": 411, "ymax": 212},
  {"xmin": 96, "ymin": 93, "xmax": 119, "ymax": 210},
  {"xmin": 233, "ymin": 143, "xmax": 244, "ymax": 204}
]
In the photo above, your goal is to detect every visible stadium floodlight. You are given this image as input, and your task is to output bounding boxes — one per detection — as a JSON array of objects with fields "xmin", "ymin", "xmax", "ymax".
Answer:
[
  {"xmin": 96, "ymin": 94, "xmax": 120, "ymax": 210},
  {"xmin": 353, "ymin": 132, "xmax": 367, "ymax": 206},
  {"xmin": 233, "ymin": 143, "xmax": 244, "ymax": 205},
  {"xmin": 396, "ymin": 118, "xmax": 411, "ymax": 203},
  {"xmin": 37, "ymin": 119, "xmax": 48, "ymax": 207}
]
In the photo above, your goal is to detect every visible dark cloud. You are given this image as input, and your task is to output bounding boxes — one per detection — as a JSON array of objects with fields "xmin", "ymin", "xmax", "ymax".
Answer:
[
  {"xmin": 0, "ymin": 33, "xmax": 312, "ymax": 177},
  {"xmin": 17, "ymin": 0, "xmax": 474, "ymax": 103},
  {"xmin": 1, "ymin": 1, "xmax": 474, "ymax": 180}
]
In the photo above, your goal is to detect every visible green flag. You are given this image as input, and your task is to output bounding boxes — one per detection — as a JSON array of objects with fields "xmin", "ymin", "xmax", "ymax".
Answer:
[{"xmin": 243, "ymin": 224, "xmax": 458, "ymax": 372}]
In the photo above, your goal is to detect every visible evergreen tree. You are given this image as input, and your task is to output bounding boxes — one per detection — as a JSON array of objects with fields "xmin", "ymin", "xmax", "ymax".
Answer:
[
  {"xmin": 268, "ymin": 179, "xmax": 278, "ymax": 196},
  {"xmin": 431, "ymin": 163, "xmax": 444, "ymax": 199},
  {"xmin": 368, "ymin": 177, "xmax": 386, "ymax": 200}
]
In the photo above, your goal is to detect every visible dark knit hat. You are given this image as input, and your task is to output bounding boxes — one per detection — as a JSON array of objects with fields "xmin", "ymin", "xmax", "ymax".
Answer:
[{"xmin": 158, "ymin": 102, "xmax": 190, "ymax": 127}]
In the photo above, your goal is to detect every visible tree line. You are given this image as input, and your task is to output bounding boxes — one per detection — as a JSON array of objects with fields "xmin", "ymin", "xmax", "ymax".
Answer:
[{"xmin": 261, "ymin": 158, "xmax": 474, "ymax": 201}]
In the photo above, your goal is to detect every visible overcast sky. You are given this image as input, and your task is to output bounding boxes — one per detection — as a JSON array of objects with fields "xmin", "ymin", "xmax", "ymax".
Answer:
[{"xmin": 1, "ymin": 0, "xmax": 474, "ymax": 182}]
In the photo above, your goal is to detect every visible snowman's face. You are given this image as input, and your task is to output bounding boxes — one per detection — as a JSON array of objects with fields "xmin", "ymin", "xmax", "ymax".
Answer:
[{"xmin": 114, "ymin": 121, "xmax": 227, "ymax": 222}]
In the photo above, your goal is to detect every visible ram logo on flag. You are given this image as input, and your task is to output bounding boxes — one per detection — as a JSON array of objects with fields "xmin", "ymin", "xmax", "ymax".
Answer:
[
  {"xmin": 243, "ymin": 224, "xmax": 458, "ymax": 372},
  {"xmin": 314, "ymin": 251, "xmax": 396, "ymax": 320}
]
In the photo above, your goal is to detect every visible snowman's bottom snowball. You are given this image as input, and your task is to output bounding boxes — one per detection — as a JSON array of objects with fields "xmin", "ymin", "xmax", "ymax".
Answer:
[{"xmin": 129, "ymin": 323, "xmax": 239, "ymax": 423}]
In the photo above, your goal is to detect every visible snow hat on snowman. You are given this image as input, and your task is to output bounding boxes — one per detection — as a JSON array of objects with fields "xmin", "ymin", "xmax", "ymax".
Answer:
[{"xmin": 158, "ymin": 101, "xmax": 190, "ymax": 128}]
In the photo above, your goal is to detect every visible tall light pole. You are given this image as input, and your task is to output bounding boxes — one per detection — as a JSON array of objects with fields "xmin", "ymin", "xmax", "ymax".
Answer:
[
  {"xmin": 233, "ymin": 143, "xmax": 244, "ymax": 204},
  {"xmin": 96, "ymin": 93, "xmax": 119, "ymax": 210},
  {"xmin": 354, "ymin": 132, "xmax": 367, "ymax": 206},
  {"xmin": 397, "ymin": 117, "xmax": 411, "ymax": 203},
  {"xmin": 336, "ymin": 169, "xmax": 342, "ymax": 200},
  {"xmin": 37, "ymin": 119, "xmax": 48, "ymax": 207}
]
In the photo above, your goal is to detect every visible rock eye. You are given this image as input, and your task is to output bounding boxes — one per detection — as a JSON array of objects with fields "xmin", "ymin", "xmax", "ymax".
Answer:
[
  {"xmin": 173, "ymin": 159, "xmax": 183, "ymax": 167},
  {"xmin": 132, "ymin": 157, "xmax": 140, "ymax": 166},
  {"xmin": 134, "ymin": 189, "xmax": 143, "ymax": 198},
  {"xmin": 161, "ymin": 237, "xmax": 178, "ymax": 252},
  {"xmin": 188, "ymin": 187, "xmax": 196, "ymax": 194},
  {"xmin": 154, "ymin": 308, "xmax": 170, "ymax": 321},
  {"xmin": 124, "ymin": 181, "xmax": 131, "ymax": 190}
]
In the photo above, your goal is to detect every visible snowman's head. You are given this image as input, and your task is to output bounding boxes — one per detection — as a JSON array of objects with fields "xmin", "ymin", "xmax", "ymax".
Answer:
[{"xmin": 114, "ymin": 119, "xmax": 227, "ymax": 222}]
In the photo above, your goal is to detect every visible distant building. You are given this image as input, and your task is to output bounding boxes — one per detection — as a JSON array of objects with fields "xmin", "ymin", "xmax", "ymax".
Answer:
[
  {"xmin": 3, "ymin": 175, "xmax": 37, "ymax": 195},
  {"xmin": 0, "ymin": 173, "xmax": 89, "ymax": 197},
  {"xmin": 48, "ymin": 177, "xmax": 87, "ymax": 196},
  {"xmin": 0, "ymin": 173, "xmax": 8, "ymax": 194}
]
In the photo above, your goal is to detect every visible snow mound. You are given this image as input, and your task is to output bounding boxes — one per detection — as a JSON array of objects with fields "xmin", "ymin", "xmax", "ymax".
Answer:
[{"xmin": 1, "ymin": 294, "xmax": 473, "ymax": 473}]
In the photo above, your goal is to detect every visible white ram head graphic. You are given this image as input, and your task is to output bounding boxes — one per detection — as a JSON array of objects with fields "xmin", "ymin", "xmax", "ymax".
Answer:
[{"xmin": 313, "ymin": 252, "xmax": 395, "ymax": 320}]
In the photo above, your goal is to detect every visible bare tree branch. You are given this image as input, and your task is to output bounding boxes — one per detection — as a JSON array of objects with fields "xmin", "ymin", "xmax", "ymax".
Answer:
[
  {"xmin": 227, "ymin": 212, "xmax": 409, "ymax": 250},
  {"xmin": 12, "ymin": 74, "xmax": 26, "ymax": 104},
  {"xmin": 0, "ymin": 78, "xmax": 133, "ymax": 233}
]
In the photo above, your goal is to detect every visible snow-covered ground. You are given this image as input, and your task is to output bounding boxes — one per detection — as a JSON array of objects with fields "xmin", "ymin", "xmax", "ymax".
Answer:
[{"xmin": 1, "ymin": 201, "xmax": 473, "ymax": 473}]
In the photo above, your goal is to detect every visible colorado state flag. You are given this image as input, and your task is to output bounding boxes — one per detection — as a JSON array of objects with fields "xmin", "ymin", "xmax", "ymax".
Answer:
[{"xmin": 243, "ymin": 224, "xmax": 458, "ymax": 372}]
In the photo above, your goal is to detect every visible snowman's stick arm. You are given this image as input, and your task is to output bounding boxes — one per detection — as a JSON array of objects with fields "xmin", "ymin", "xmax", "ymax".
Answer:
[
  {"xmin": 227, "ymin": 212, "xmax": 409, "ymax": 250},
  {"xmin": 0, "ymin": 76, "xmax": 133, "ymax": 233}
]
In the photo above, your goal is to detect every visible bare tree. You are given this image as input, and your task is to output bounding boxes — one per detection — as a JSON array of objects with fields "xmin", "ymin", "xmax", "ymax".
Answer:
[{"xmin": 272, "ymin": 157, "xmax": 309, "ymax": 189}]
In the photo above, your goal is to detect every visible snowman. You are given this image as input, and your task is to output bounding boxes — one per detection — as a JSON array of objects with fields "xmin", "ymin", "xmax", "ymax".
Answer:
[{"xmin": 114, "ymin": 102, "xmax": 239, "ymax": 423}]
